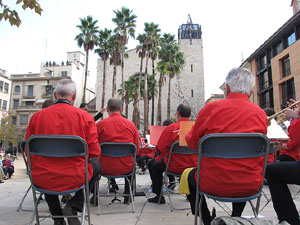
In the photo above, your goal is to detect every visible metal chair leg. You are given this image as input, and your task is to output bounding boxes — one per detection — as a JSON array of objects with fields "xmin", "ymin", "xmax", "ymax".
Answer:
[{"xmin": 17, "ymin": 184, "xmax": 32, "ymax": 212}]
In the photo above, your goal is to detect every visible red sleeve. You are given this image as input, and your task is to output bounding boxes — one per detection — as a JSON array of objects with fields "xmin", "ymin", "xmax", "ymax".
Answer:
[
  {"xmin": 133, "ymin": 126, "xmax": 140, "ymax": 155},
  {"xmin": 186, "ymin": 104, "xmax": 212, "ymax": 150},
  {"xmin": 85, "ymin": 116, "xmax": 101, "ymax": 159},
  {"xmin": 289, "ymin": 118, "xmax": 300, "ymax": 147},
  {"xmin": 286, "ymin": 140, "xmax": 297, "ymax": 151}
]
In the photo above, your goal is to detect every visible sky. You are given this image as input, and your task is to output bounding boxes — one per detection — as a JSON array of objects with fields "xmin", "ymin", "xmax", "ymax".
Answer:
[{"xmin": 0, "ymin": 0, "xmax": 294, "ymax": 100}]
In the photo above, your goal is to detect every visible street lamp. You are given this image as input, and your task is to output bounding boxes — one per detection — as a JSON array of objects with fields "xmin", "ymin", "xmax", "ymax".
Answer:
[{"xmin": 44, "ymin": 68, "xmax": 54, "ymax": 100}]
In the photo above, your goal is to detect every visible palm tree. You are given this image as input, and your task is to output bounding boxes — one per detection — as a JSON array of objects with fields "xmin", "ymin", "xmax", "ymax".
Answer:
[
  {"xmin": 95, "ymin": 28, "xmax": 112, "ymax": 109},
  {"xmin": 134, "ymin": 34, "xmax": 147, "ymax": 128},
  {"xmin": 165, "ymin": 44, "xmax": 185, "ymax": 119},
  {"xmin": 143, "ymin": 22, "xmax": 160, "ymax": 133},
  {"xmin": 112, "ymin": 7, "xmax": 137, "ymax": 105},
  {"xmin": 156, "ymin": 33, "xmax": 177, "ymax": 124},
  {"xmin": 108, "ymin": 33, "xmax": 121, "ymax": 97},
  {"xmin": 75, "ymin": 15, "xmax": 99, "ymax": 103}
]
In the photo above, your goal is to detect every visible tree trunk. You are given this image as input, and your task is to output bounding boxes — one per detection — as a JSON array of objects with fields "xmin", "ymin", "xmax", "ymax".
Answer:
[
  {"xmin": 144, "ymin": 55, "xmax": 149, "ymax": 134},
  {"xmin": 82, "ymin": 49, "xmax": 89, "ymax": 103},
  {"xmin": 112, "ymin": 59, "xmax": 117, "ymax": 97},
  {"xmin": 101, "ymin": 60, "xmax": 106, "ymax": 109},
  {"xmin": 121, "ymin": 50, "xmax": 125, "ymax": 107},
  {"xmin": 167, "ymin": 76, "xmax": 171, "ymax": 119},
  {"xmin": 156, "ymin": 73, "xmax": 163, "ymax": 125},
  {"xmin": 151, "ymin": 59, "xmax": 155, "ymax": 125}
]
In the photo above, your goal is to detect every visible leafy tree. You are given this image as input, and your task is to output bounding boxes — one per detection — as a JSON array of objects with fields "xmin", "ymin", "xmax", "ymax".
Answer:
[
  {"xmin": 112, "ymin": 7, "xmax": 137, "ymax": 105},
  {"xmin": 0, "ymin": 112, "xmax": 24, "ymax": 148},
  {"xmin": 0, "ymin": 0, "xmax": 42, "ymax": 27},
  {"xmin": 95, "ymin": 28, "xmax": 112, "ymax": 109},
  {"xmin": 75, "ymin": 15, "xmax": 99, "ymax": 103}
]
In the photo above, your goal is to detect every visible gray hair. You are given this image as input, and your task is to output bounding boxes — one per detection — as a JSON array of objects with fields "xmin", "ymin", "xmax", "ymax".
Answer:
[
  {"xmin": 225, "ymin": 68, "xmax": 255, "ymax": 95},
  {"xmin": 107, "ymin": 98, "xmax": 122, "ymax": 112},
  {"xmin": 54, "ymin": 79, "xmax": 76, "ymax": 97}
]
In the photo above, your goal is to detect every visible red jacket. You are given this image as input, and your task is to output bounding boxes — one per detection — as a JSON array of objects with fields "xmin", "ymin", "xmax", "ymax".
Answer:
[
  {"xmin": 25, "ymin": 102, "xmax": 101, "ymax": 192},
  {"xmin": 289, "ymin": 118, "xmax": 300, "ymax": 147},
  {"xmin": 186, "ymin": 93, "xmax": 268, "ymax": 197},
  {"xmin": 155, "ymin": 118, "xmax": 198, "ymax": 174},
  {"xmin": 96, "ymin": 113, "xmax": 140, "ymax": 175}
]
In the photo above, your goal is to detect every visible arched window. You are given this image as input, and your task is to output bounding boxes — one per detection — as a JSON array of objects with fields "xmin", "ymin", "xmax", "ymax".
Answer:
[{"xmin": 14, "ymin": 85, "xmax": 20, "ymax": 94}]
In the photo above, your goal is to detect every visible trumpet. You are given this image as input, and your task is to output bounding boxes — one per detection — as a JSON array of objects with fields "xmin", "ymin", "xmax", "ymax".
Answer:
[{"xmin": 268, "ymin": 101, "xmax": 300, "ymax": 124}]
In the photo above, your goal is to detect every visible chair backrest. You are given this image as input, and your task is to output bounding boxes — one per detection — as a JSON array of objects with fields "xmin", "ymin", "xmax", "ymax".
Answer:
[
  {"xmin": 27, "ymin": 135, "xmax": 87, "ymax": 157},
  {"xmin": 19, "ymin": 140, "xmax": 28, "ymax": 171},
  {"xmin": 165, "ymin": 141, "xmax": 197, "ymax": 174},
  {"xmin": 26, "ymin": 135, "xmax": 88, "ymax": 193},
  {"xmin": 100, "ymin": 142, "xmax": 137, "ymax": 158},
  {"xmin": 197, "ymin": 133, "xmax": 270, "ymax": 196},
  {"xmin": 198, "ymin": 133, "xmax": 269, "ymax": 159}
]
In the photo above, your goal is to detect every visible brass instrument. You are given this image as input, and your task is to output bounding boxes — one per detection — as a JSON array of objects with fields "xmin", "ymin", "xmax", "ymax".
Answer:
[{"xmin": 268, "ymin": 101, "xmax": 300, "ymax": 124}]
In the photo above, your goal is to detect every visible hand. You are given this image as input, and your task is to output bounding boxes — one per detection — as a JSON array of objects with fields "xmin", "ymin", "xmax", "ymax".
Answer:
[
  {"xmin": 285, "ymin": 108, "xmax": 300, "ymax": 120},
  {"xmin": 100, "ymin": 108, "xmax": 106, "ymax": 114}
]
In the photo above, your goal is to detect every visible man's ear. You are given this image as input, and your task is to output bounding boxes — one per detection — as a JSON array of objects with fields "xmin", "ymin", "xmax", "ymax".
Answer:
[
  {"xmin": 72, "ymin": 93, "xmax": 76, "ymax": 101},
  {"xmin": 54, "ymin": 92, "xmax": 58, "ymax": 100},
  {"xmin": 225, "ymin": 84, "xmax": 231, "ymax": 96},
  {"xmin": 120, "ymin": 107, "xmax": 123, "ymax": 113}
]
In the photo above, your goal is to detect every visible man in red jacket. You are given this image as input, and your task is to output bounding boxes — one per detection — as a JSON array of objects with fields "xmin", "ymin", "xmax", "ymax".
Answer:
[
  {"xmin": 26, "ymin": 79, "xmax": 101, "ymax": 225},
  {"xmin": 148, "ymin": 104, "xmax": 197, "ymax": 204},
  {"xmin": 185, "ymin": 68, "xmax": 268, "ymax": 225},
  {"xmin": 96, "ymin": 98, "xmax": 140, "ymax": 203},
  {"xmin": 265, "ymin": 101, "xmax": 300, "ymax": 225}
]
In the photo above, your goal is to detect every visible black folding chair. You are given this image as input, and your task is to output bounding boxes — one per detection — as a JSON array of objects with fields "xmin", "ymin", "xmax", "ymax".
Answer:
[
  {"xmin": 194, "ymin": 133, "xmax": 269, "ymax": 225},
  {"xmin": 96, "ymin": 142, "xmax": 137, "ymax": 214},
  {"xmin": 26, "ymin": 135, "xmax": 91, "ymax": 225},
  {"xmin": 158, "ymin": 141, "xmax": 197, "ymax": 211}
]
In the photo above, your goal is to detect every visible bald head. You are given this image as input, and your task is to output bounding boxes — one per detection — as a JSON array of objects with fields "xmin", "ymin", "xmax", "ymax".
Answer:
[{"xmin": 107, "ymin": 98, "xmax": 122, "ymax": 113}]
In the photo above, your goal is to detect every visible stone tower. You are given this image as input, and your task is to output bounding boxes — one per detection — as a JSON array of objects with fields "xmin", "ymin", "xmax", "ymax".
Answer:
[{"xmin": 174, "ymin": 15, "xmax": 205, "ymax": 118}]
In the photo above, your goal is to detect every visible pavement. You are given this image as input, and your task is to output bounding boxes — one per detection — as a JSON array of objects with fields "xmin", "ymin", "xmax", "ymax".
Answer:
[{"xmin": 1, "ymin": 156, "xmax": 300, "ymax": 225}]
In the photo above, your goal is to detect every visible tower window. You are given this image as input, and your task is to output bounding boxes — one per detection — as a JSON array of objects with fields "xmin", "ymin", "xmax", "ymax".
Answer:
[
  {"xmin": 191, "ymin": 89, "xmax": 194, "ymax": 98},
  {"xmin": 191, "ymin": 64, "xmax": 193, "ymax": 72}
]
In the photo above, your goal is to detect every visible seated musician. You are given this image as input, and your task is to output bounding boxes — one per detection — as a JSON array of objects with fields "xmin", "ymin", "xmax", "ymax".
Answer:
[
  {"xmin": 265, "ymin": 108, "xmax": 298, "ymax": 162},
  {"xmin": 185, "ymin": 68, "xmax": 268, "ymax": 225},
  {"xmin": 265, "ymin": 100, "xmax": 300, "ymax": 225},
  {"xmin": 26, "ymin": 79, "xmax": 101, "ymax": 225},
  {"xmin": 96, "ymin": 98, "xmax": 140, "ymax": 204},
  {"xmin": 148, "ymin": 104, "xmax": 197, "ymax": 204}
]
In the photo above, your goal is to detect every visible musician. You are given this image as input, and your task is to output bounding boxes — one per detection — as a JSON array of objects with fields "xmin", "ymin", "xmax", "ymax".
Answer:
[
  {"xmin": 26, "ymin": 79, "xmax": 101, "ymax": 225},
  {"xmin": 265, "ymin": 101, "xmax": 300, "ymax": 225},
  {"xmin": 96, "ymin": 98, "xmax": 140, "ymax": 204},
  {"xmin": 79, "ymin": 102, "xmax": 105, "ymax": 122},
  {"xmin": 185, "ymin": 68, "xmax": 268, "ymax": 225},
  {"xmin": 148, "ymin": 104, "xmax": 197, "ymax": 204}
]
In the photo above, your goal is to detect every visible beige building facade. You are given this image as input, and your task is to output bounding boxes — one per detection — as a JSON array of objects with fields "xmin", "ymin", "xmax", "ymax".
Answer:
[
  {"xmin": 96, "ymin": 18, "xmax": 205, "ymax": 125},
  {"xmin": 10, "ymin": 51, "xmax": 95, "ymax": 131}
]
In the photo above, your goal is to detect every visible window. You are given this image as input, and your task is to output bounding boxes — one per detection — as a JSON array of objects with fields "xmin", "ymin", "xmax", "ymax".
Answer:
[
  {"xmin": 0, "ymin": 81, "xmax": 3, "ymax": 92},
  {"xmin": 281, "ymin": 78, "xmax": 295, "ymax": 109},
  {"xmin": 259, "ymin": 55, "xmax": 267, "ymax": 70},
  {"xmin": 12, "ymin": 116, "xmax": 16, "ymax": 125},
  {"xmin": 45, "ymin": 85, "xmax": 52, "ymax": 95},
  {"xmin": 2, "ymin": 100, "xmax": 7, "ymax": 111},
  {"xmin": 13, "ymin": 99, "xmax": 19, "ymax": 108},
  {"xmin": 20, "ymin": 114, "xmax": 28, "ymax": 125},
  {"xmin": 191, "ymin": 89, "xmax": 194, "ymax": 98},
  {"xmin": 288, "ymin": 32, "xmax": 296, "ymax": 46},
  {"xmin": 4, "ymin": 83, "xmax": 9, "ymax": 93},
  {"xmin": 260, "ymin": 91, "xmax": 274, "ymax": 109},
  {"xmin": 274, "ymin": 42, "xmax": 283, "ymax": 55},
  {"xmin": 14, "ymin": 85, "xmax": 20, "ymax": 94},
  {"xmin": 262, "ymin": 71, "xmax": 269, "ymax": 89},
  {"xmin": 191, "ymin": 65, "xmax": 193, "ymax": 72},
  {"xmin": 0, "ymin": 99, "xmax": 2, "ymax": 109},
  {"xmin": 61, "ymin": 71, "xmax": 67, "ymax": 77},
  {"xmin": 282, "ymin": 56, "xmax": 291, "ymax": 78},
  {"xmin": 28, "ymin": 85, "xmax": 34, "ymax": 96},
  {"xmin": 25, "ymin": 101, "xmax": 34, "ymax": 106}
]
